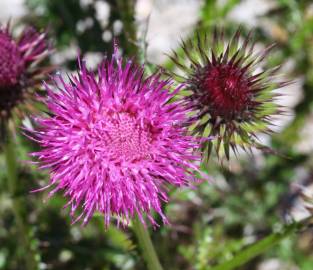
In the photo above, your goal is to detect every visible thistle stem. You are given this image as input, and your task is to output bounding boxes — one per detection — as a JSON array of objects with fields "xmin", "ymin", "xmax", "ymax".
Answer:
[
  {"xmin": 3, "ymin": 133, "xmax": 38, "ymax": 270},
  {"xmin": 116, "ymin": 1, "xmax": 162, "ymax": 269},
  {"xmin": 116, "ymin": 0, "xmax": 138, "ymax": 57},
  {"xmin": 132, "ymin": 216, "xmax": 163, "ymax": 270}
]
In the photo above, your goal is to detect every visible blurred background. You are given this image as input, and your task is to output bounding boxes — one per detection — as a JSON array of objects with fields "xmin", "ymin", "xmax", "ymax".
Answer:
[{"xmin": 1, "ymin": 0, "xmax": 313, "ymax": 269}]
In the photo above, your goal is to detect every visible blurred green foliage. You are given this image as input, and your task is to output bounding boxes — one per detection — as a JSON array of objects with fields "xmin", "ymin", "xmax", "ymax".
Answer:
[{"xmin": 1, "ymin": 0, "xmax": 313, "ymax": 269}]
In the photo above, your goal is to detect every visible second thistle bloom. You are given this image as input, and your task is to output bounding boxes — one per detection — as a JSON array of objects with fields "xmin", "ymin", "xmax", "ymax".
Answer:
[
  {"xmin": 0, "ymin": 23, "xmax": 51, "ymax": 124},
  {"xmin": 29, "ymin": 48, "xmax": 200, "ymax": 226},
  {"xmin": 170, "ymin": 29, "xmax": 287, "ymax": 159}
]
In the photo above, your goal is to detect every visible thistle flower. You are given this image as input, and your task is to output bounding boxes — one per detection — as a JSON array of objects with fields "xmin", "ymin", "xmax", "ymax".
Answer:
[
  {"xmin": 28, "ymin": 48, "xmax": 200, "ymax": 227},
  {"xmin": 169, "ymin": 28, "xmax": 287, "ymax": 160},
  {"xmin": 0, "ymin": 22, "xmax": 51, "ymax": 129}
]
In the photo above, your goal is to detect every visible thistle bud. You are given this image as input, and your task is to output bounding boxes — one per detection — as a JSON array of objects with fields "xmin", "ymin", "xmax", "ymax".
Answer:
[{"xmin": 169, "ymin": 28, "xmax": 288, "ymax": 160}]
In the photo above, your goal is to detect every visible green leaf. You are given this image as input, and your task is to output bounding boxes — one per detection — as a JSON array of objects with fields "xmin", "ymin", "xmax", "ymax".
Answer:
[{"xmin": 208, "ymin": 221, "xmax": 302, "ymax": 270}]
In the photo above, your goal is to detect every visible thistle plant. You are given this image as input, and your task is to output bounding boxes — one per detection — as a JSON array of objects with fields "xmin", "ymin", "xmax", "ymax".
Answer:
[
  {"xmin": 169, "ymin": 28, "xmax": 288, "ymax": 160},
  {"xmin": 1, "ymin": 3, "xmax": 306, "ymax": 269}
]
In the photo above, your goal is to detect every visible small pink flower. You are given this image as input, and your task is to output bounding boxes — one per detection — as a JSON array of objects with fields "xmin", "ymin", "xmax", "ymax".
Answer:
[
  {"xmin": 29, "ymin": 47, "xmax": 200, "ymax": 227},
  {"xmin": 0, "ymin": 22, "xmax": 51, "ymax": 121}
]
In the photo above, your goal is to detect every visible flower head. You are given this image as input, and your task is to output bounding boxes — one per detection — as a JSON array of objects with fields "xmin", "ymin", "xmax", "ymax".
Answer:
[
  {"xmin": 170, "ymin": 28, "xmax": 287, "ymax": 160},
  {"xmin": 0, "ymin": 23, "xmax": 51, "ymax": 125},
  {"xmin": 28, "ymin": 48, "xmax": 200, "ymax": 227}
]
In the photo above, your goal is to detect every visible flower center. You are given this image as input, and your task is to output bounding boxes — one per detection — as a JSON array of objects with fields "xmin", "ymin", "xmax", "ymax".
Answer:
[
  {"xmin": 202, "ymin": 64, "xmax": 251, "ymax": 119},
  {"xmin": 102, "ymin": 112, "xmax": 153, "ymax": 164}
]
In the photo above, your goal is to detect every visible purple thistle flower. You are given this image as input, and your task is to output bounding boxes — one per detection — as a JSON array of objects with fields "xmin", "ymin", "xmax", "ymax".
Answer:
[
  {"xmin": 28, "ymin": 47, "xmax": 200, "ymax": 227},
  {"xmin": 169, "ymin": 28, "xmax": 288, "ymax": 160},
  {"xmin": 0, "ymin": 22, "xmax": 51, "ymax": 123}
]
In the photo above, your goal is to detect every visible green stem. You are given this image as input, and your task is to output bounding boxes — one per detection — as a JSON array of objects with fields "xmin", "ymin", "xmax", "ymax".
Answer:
[
  {"xmin": 116, "ymin": 0, "xmax": 138, "ymax": 57},
  {"xmin": 3, "ymin": 133, "xmax": 38, "ymax": 270},
  {"xmin": 209, "ymin": 221, "xmax": 302, "ymax": 270},
  {"xmin": 132, "ymin": 216, "xmax": 163, "ymax": 270},
  {"xmin": 110, "ymin": 1, "xmax": 162, "ymax": 269}
]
